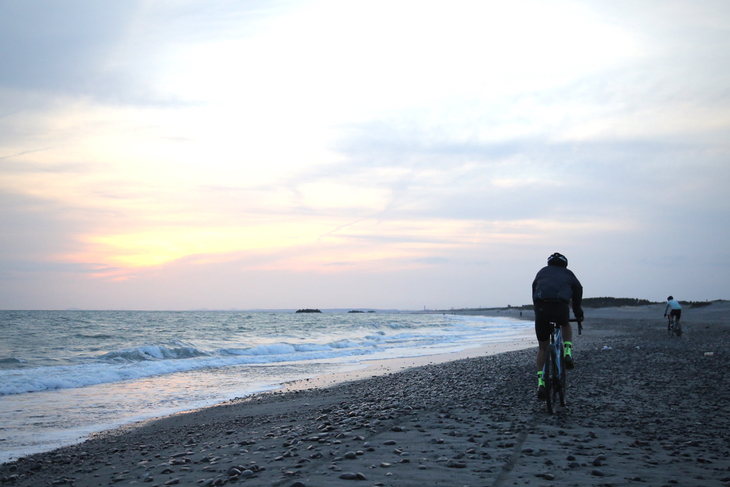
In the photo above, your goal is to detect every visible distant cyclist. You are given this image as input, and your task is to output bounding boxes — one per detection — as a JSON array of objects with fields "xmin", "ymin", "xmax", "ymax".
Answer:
[
  {"xmin": 664, "ymin": 296, "xmax": 682, "ymax": 330},
  {"xmin": 532, "ymin": 252, "xmax": 584, "ymax": 400}
]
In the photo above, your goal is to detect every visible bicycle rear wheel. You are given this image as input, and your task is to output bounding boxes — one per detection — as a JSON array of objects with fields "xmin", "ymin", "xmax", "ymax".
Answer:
[
  {"xmin": 557, "ymin": 344, "xmax": 566, "ymax": 407},
  {"xmin": 544, "ymin": 348, "xmax": 555, "ymax": 414}
]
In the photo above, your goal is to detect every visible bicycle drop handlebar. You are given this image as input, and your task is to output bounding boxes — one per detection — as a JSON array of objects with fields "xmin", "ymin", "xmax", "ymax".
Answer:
[{"xmin": 568, "ymin": 318, "xmax": 584, "ymax": 335}]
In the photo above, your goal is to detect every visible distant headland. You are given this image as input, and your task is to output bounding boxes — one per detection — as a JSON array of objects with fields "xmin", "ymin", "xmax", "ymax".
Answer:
[{"xmin": 295, "ymin": 309, "xmax": 321, "ymax": 313}]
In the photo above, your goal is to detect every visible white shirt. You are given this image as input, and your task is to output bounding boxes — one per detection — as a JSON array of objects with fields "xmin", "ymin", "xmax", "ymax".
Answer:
[{"xmin": 665, "ymin": 299, "xmax": 682, "ymax": 314}]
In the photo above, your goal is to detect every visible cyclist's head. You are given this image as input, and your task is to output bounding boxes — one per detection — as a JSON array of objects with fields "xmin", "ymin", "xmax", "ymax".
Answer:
[
  {"xmin": 667, "ymin": 296, "xmax": 673, "ymax": 301},
  {"xmin": 547, "ymin": 252, "xmax": 568, "ymax": 267}
]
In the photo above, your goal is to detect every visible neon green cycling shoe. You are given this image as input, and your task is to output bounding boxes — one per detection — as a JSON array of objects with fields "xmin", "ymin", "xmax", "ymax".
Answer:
[
  {"xmin": 564, "ymin": 343, "xmax": 575, "ymax": 370},
  {"xmin": 564, "ymin": 353, "xmax": 574, "ymax": 370},
  {"xmin": 537, "ymin": 374, "xmax": 546, "ymax": 400}
]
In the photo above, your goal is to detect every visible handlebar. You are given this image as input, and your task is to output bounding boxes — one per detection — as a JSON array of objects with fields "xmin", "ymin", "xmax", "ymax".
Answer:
[
  {"xmin": 568, "ymin": 318, "xmax": 584, "ymax": 335},
  {"xmin": 550, "ymin": 318, "xmax": 584, "ymax": 335}
]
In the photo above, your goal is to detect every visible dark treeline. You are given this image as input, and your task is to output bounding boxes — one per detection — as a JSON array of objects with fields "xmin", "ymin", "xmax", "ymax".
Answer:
[
  {"xmin": 582, "ymin": 297, "xmax": 653, "ymax": 308},
  {"xmin": 580, "ymin": 297, "xmax": 716, "ymax": 308}
]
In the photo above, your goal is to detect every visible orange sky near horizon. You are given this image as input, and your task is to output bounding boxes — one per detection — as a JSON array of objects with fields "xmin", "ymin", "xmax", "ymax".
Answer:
[{"xmin": 1, "ymin": 0, "xmax": 728, "ymax": 309}]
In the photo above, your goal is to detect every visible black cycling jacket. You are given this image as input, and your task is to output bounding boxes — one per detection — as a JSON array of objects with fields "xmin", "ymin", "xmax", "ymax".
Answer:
[{"xmin": 532, "ymin": 265, "xmax": 583, "ymax": 318}]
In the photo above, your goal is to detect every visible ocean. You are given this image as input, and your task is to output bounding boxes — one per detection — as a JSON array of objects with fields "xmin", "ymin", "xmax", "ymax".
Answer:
[{"xmin": 0, "ymin": 310, "xmax": 531, "ymax": 463}]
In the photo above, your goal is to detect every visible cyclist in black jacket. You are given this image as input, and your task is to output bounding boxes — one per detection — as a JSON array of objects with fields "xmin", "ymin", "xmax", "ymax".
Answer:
[{"xmin": 532, "ymin": 252, "xmax": 584, "ymax": 400}]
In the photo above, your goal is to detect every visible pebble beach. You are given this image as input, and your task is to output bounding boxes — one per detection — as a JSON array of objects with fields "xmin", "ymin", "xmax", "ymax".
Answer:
[{"xmin": 2, "ymin": 302, "xmax": 729, "ymax": 487}]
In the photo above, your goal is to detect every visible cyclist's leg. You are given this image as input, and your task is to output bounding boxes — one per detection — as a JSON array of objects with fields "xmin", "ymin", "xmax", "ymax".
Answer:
[
  {"xmin": 536, "ymin": 340, "xmax": 549, "ymax": 370},
  {"xmin": 533, "ymin": 302, "xmax": 552, "ymax": 398},
  {"xmin": 536, "ymin": 340, "xmax": 548, "ymax": 399},
  {"xmin": 552, "ymin": 303, "xmax": 573, "ymax": 368},
  {"xmin": 561, "ymin": 320, "xmax": 573, "ymax": 342},
  {"xmin": 559, "ymin": 320, "xmax": 575, "ymax": 369},
  {"xmin": 673, "ymin": 309, "xmax": 682, "ymax": 335}
]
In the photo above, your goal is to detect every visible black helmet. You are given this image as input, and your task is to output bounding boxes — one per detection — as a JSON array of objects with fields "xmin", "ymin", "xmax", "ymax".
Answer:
[
  {"xmin": 667, "ymin": 296, "xmax": 673, "ymax": 301},
  {"xmin": 547, "ymin": 252, "xmax": 568, "ymax": 267}
]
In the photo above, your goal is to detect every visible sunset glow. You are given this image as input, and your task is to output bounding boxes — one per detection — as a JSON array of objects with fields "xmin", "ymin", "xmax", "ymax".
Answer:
[{"xmin": 1, "ymin": 0, "xmax": 728, "ymax": 309}]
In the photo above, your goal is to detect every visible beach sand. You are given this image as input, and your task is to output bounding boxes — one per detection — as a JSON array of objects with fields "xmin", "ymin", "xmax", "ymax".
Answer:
[{"xmin": 2, "ymin": 302, "xmax": 729, "ymax": 486}]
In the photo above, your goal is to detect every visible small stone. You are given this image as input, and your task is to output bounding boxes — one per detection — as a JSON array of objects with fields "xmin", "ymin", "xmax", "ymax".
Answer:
[
  {"xmin": 544, "ymin": 473, "xmax": 555, "ymax": 480},
  {"xmin": 591, "ymin": 469, "xmax": 605, "ymax": 477},
  {"xmin": 344, "ymin": 451, "xmax": 357, "ymax": 459},
  {"xmin": 383, "ymin": 440, "xmax": 397, "ymax": 445},
  {"xmin": 446, "ymin": 459, "xmax": 467, "ymax": 468},
  {"xmin": 340, "ymin": 472, "xmax": 358, "ymax": 480},
  {"xmin": 290, "ymin": 482, "xmax": 307, "ymax": 487}
]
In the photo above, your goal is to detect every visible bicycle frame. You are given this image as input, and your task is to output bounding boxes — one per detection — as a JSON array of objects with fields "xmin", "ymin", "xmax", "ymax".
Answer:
[
  {"xmin": 543, "ymin": 318, "xmax": 580, "ymax": 414},
  {"xmin": 545, "ymin": 325, "xmax": 563, "ymax": 380},
  {"xmin": 667, "ymin": 314, "xmax": 682, "ymax": 337}
]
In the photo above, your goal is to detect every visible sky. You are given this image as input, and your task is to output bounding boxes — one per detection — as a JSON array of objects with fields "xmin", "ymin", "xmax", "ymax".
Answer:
[{"xmin": 1, "ymin": 0, "xmax": 728, "ymax": 310}]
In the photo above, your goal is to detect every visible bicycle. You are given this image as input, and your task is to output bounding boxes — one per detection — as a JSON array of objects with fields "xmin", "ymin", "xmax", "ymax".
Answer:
[
  {"xmin": 666, "ymin": 315, "xmax": 682, "ymax": 337},
  {"xmin": 543, "ymin": 318, "xmax": 582, "ymax": 414}
]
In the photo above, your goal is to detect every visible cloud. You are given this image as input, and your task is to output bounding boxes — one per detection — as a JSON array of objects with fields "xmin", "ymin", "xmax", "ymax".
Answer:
[
  {"xmin": 1, "ymin": 0, "xmax": 729, "ymax": 308},
  {"xmin": 0, "ymin": 1, "xmax": 137, "ymax": 94}
]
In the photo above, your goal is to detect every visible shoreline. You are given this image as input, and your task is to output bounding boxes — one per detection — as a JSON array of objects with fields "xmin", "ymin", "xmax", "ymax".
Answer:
[
  {"xmin": 2, "ymin": 303, "xmax": 729, "ymax": 486},
  {"xmin": 276, "ymin": 325, "xmax": 536, "ymax": 394},
  {"xmin": 0, "ymin": 317, "xmax": 534, "ymax": 465}
]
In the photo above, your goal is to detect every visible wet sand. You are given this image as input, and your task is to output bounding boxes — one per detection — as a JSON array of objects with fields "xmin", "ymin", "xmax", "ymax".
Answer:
[{"xmin": 2, "ymin": 302, "xmax": 729, "ymax": 487}]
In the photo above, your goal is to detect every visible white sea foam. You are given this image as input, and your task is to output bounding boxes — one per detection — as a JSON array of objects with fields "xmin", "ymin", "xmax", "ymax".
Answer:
[{"xmin": 0, "ymin": 310, "xmax": 532, "ymax": 463}]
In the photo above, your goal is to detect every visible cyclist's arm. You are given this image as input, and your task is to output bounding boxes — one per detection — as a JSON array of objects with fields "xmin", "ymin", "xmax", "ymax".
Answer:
[{"xmin": 570, "ymin": 276, "xmax": 583, "ymax": 320}]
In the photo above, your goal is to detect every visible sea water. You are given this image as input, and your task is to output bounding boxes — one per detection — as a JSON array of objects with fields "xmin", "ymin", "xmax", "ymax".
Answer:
[{"xmin": 0, "ymin": 310, "xmax": 531, "ymax": 463}]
